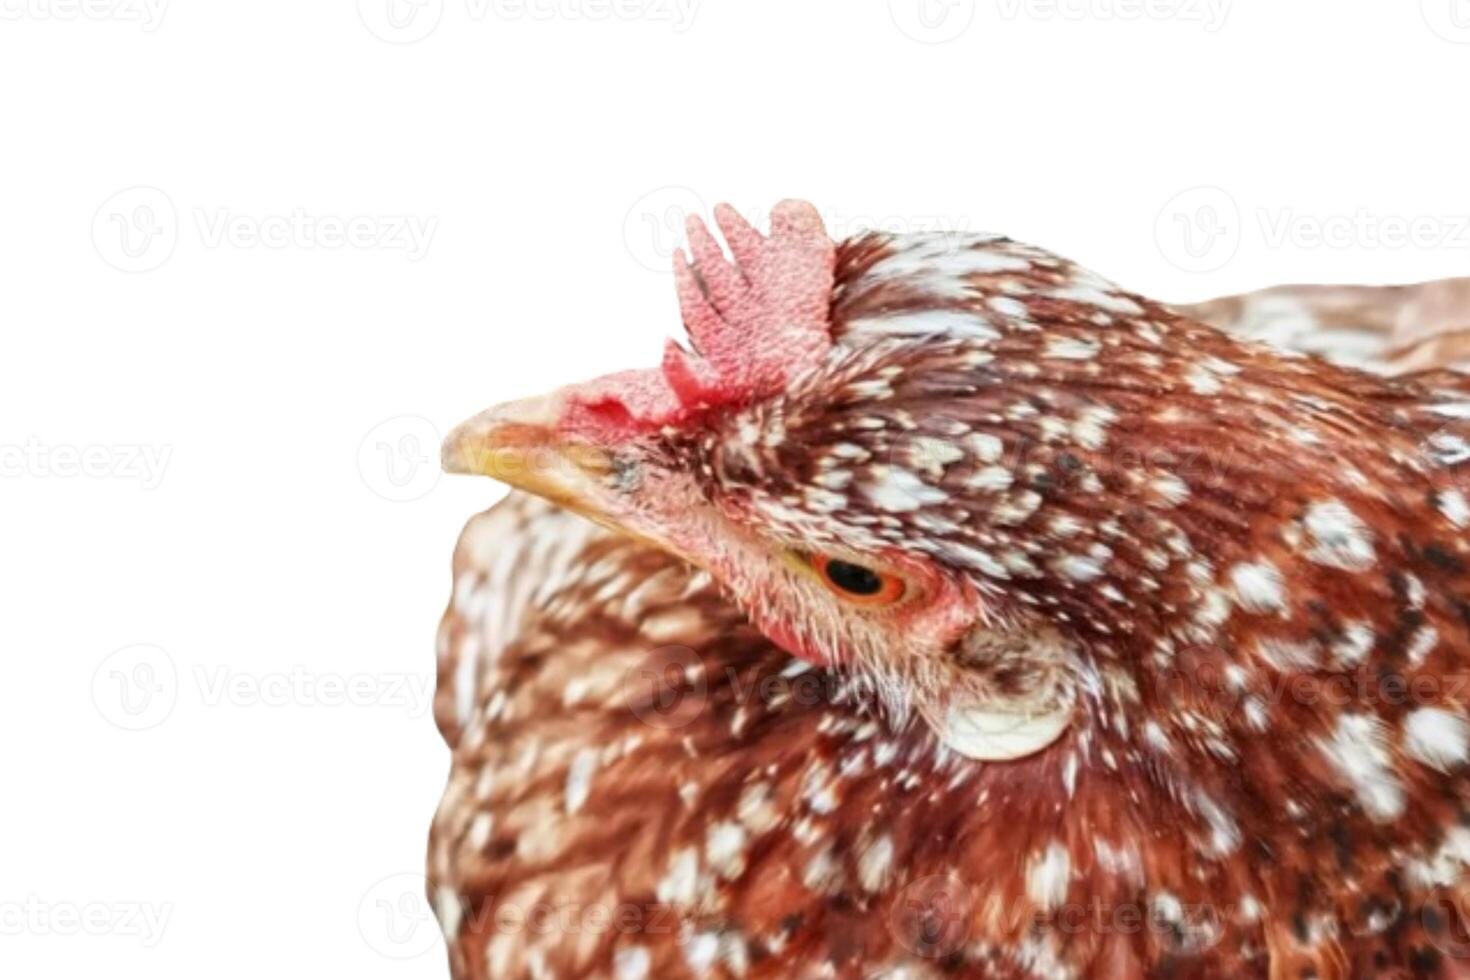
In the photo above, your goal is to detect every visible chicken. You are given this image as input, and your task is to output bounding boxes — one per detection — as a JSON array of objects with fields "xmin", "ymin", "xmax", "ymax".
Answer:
[
  {"xmin": 1177, "ymin": 278, "xmax": 1470, "ymax": 375},
  {"xmin": 429, "ymin": 200, "xmax": 1470, "ymax": 979}
]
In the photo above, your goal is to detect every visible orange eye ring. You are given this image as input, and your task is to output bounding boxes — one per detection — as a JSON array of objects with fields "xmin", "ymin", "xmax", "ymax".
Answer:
[{"xmin": 810, "ymin": 554, "xmax": 908, "ymax": 607}]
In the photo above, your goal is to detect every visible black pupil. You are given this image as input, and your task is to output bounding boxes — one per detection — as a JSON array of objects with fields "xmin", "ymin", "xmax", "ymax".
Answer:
[{"xmin": 824, "ymin": 560, "xmax": 884, "ymax": 596}]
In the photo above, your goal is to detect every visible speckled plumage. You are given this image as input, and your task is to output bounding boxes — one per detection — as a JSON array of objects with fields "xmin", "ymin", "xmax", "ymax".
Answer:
[{"xmin": 433, "ymin": 204, "xmax": 1470, "ymax": 978}]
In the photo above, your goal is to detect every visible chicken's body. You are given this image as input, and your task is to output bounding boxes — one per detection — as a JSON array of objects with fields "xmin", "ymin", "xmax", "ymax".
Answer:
[
  {"xmin": 431, "ymin": 207, "xmax": 1470, "ymax": 978},
  {"xmin": 432, "ymin": 493, "xmax": 997, "ymax": 978}
]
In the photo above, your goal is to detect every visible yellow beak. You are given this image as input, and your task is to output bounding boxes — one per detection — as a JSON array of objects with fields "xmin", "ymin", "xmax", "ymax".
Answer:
[
  {"xmin": 443, "ymin": 393, "xmax": 711, "ymax": 566},
  {"xmin": 442, "ymin": 394, "xmax": 616, "ymax": 517}
]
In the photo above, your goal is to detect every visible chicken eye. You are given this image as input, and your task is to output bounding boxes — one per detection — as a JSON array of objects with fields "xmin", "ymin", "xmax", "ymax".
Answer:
[{"xmin": 811, "ymin": 555, "xmax": 907, "ymax": 606}]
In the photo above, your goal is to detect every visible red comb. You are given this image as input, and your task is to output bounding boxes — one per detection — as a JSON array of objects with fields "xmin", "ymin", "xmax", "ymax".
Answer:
[{"xmin": 562, "ymin": 200, "xmax": 836, "ymax": 441}]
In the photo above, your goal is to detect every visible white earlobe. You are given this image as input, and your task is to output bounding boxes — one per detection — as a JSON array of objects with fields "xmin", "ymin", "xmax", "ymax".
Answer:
[{"xmin": 930, "ymin": 701, "xmax": 1072, "ymax": 761}]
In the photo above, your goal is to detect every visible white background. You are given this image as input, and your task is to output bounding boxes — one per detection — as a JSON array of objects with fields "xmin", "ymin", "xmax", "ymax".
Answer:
[{"xmin": 2, "ymin": 1, "xmax": 1467, "ymax": 977}]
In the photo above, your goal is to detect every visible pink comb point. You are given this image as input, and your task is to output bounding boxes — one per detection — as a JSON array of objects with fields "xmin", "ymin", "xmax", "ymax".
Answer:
[{"xmin": 563, "ymin": 199, "xmax": 836, "ymax": 441}]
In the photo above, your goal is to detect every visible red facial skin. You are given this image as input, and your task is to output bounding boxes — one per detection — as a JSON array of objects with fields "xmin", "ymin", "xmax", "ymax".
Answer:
[{"xmin": 735, "ymin": 545, "xmax": 988, "ymax": 670}]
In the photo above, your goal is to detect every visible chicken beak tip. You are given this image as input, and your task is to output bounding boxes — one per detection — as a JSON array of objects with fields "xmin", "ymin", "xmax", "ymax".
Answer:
[{"xmin": 442, "ymin": 398, "xmax": 618, "ymax": 516}]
